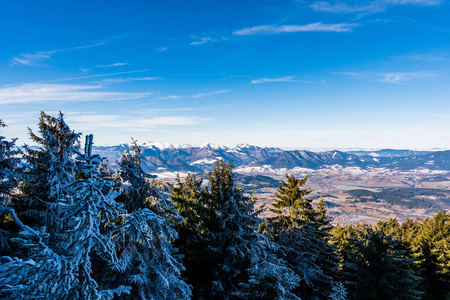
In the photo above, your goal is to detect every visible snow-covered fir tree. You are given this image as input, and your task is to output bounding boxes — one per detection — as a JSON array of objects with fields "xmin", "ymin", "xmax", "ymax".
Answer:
[
  {"xmin": 109, "ymin": 140, "xmax": 191, "ymax": 299},
  {"xmin": 18, "ymin": 111, "xmax": 80, "ymax": 232},
  {"xmin": 0, "ymin": 119, "xmax": 71, "ymax": 299},
  {"xmin": 0, "ymin": 120, "xmax": 21, "ymax": 255},
  {"xmin": 0, "ymin": 209, "xmax": 72, "ymax": 299},
  {"xmin": 58, "ymin": 134, "xmax": 130, "ymax": 299},
  {"xmin": 329, "ymin": 282, "xmax": 347, "ymax": 300}
]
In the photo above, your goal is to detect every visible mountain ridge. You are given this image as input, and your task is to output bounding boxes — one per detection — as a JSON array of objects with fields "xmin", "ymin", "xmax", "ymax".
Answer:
[{"xmin": 92, "ymin": 142, "xmax": 450, "ymax": 173}]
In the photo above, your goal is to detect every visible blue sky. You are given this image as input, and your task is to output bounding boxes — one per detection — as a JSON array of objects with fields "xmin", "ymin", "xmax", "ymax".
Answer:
[{"xmin": 1, "ymin": 0, "xmax": 450, "ymax": 149}]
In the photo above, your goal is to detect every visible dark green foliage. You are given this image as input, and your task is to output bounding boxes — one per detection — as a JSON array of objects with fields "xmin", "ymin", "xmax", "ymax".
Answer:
[
  {"xmin": 172, "ymin": 161, "xmax": 299, "ymax": 299},
  {"xmin": 406, "ymin": 211, "xmax": 450, "ymax": 300},
  {"xmin": 343, "ymin": 227, "xmax": 420, "ymax": 300},
  {"xmin": 347, "ymin": 188, "xmax": 448, "ymax": 209},
  {"xmin": 266, "ymin": 174, "xmax": 337, "ymax": 300},
  {"xmin": 0, "ymin": 120, "xmax": 21, "ymax": 206},
  {"xmin": 171, "ymin": 172, "xmax": 213, "ymax": 298},
  {"xmin": 3, "ymin": 112, "xmax": 450, "ymax": 299},
  {"xmin": 238, "ymin": 174, "xmax": 280, "ymax": 190}
]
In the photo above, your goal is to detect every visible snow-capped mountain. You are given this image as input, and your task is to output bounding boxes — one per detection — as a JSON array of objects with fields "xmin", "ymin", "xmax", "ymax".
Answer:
[{"xmin": 93, "ymin": 142, "xmax": 450, "ymax": 174}]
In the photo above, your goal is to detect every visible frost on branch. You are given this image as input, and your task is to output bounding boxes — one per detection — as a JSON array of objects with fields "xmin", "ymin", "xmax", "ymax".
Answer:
[
  {"xmin": 107, "ymin": 140, "xmax": 191, "ymax": 299},
  {"xmin": 0, "ymin": 209, "xmax": 72, "ymax": 299},
  {"xmin": 59, "ymin": 134, "xmax": 130, "ymax": 299}
]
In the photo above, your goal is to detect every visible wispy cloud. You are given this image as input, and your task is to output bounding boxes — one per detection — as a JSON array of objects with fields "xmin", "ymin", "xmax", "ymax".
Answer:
[
  {"xmin": 190, "ymin": 36, "xmax": 227, "ymax": 46},
  {"xmin": 156, "ymin": 46, "xmax": 169, "ymax": 52},
  {"xmin": 44, "ymin": 69, "xmax": 152, "ymax": 83},
  {"xmin": 233, "ymin": 22, "xmax": 357, "ymax": 36},
  {"xmin": 96, "ymin": 76, "xmax": 157, "ymax": 85},
  {"xmin": 340, "ymin": 71, "xmax": 438, "ymax": 84},
  {"xmin": 310, "ymin": 0, "xmax": 442, "ymax": 14},
  {"xmin": 190, "ymin": 37, "xmax": 216, "ymax": 45},
  {"xmin": 157, "ymin": 90, "xmax": 230, "ymax": 100},
  {"xmin": 0, "ymin": 83, "xmax": 150, "ymax": 104},
  {"xmin": 192, "ymin": 90, "xmax": 230, "ymax": 98},
  {"xmin": 378, "ymin": 72, "xmax": 437, "ymax": 84},
  {"xmin": 95, "ymin": 62, "xmax": 128, "ymax": 68},
  {"xmin": 385, "ymin": 0, "xmax": 442, "ymax": 5},
  {"xmin": 65, "ymin": 113, "xmax": 209, "ymax": 131},
  {"xmin": 251, "ymin": 76, "xmax": 295, "ymax": 84},
  {"xmin": 406, "ymin": 54, "xmax": 450, "ymax": 62},
  {"xmin": 10, "ymin": 42, "xmax": 104, "ymax": 66},
  {"xmin": 250, "ymin": 76, "xmax": 321, "ymax": 84},
  {"xmin": 310, "ymin": 1, "xmax": 383, "ymax": 13}
]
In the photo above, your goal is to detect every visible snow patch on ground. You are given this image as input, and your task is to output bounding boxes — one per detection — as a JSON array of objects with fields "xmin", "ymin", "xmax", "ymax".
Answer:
[
  {"xmin": 155, "ymin": 171, "xmax": 190, "ymax": 179},
  {"xmin": 190, "ymin": 158, "xmax": 219, "ymax": 165}
]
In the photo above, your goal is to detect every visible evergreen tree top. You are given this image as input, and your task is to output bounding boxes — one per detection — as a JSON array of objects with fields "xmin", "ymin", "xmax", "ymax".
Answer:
[
  {"xmin": 270, "ymin": 174, "xmax": 313, "ymax": 221},
  {"xmin": 27, "ymin": 111, "xmax": 80, "ymax": 156}
]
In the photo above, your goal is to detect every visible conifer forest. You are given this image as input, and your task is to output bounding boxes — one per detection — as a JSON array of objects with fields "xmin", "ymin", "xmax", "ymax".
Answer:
[{"xmin": 1, "ymin": 112, "xmax": 449, "ymax": 300}]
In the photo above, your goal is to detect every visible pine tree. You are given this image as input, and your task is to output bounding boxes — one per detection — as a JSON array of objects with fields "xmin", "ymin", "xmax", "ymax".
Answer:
[
  {"xmin": 59, "ymin": 134, "xmax": 130, "ymax": 299},
  {"xmin": 0, "ymin": 209, "xmax": 72, "ymax": 299},
  {"xmin": 0, "ymin": 120, "xmax": 71, "ymax": 299},
  {"xmin": 408, "ymin": 212, "xmax": 450, "ymax": 300},
  {"xmin": 172, "ymin": 161, "xmax": 299, "ymax": 299},
  {"xmin": 17, "ymin": 112, "xmax": 80, "ymax": 231},
  {"xmin": 171, "ymin": 172, "xmax": 213, "ymax": 298},
  {"xmin": 0, "ymin": 120, "xmax": 21, "ymax": 255},
  {"xmin": 266, "ymin": 174, "xmax": 335, "ymax": 299},
  {"xmin": 329, "ymin": 282, "xmax": 347, "ymax": 300},
  {"xmin": 0, "ymin": 120, "xmax": 21, "ymax": 207},
  {"xmin": 313, "ymin": 199, "xmax": 338, "ymax": 297},
  {"xmin": 238, "ymin": 259, "xmax": 300, "ymax": 300},
  {"xmin": 343, "ymin": 227, "xmax": 421, "ymax": 300},
  {"xmin": 110, "ymin": 140, "xmax": 191, "ymax": 299}
]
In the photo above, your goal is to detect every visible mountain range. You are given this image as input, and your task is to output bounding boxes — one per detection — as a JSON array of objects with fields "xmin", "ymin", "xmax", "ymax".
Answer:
[{"xmin": 93, "ymin": 142, "xmax": 450, "ymax": 174}]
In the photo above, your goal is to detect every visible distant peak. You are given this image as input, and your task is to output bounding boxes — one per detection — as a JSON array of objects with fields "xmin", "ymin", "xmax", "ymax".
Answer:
[
  {"xmin": 199, "ymin": 143, "xmax": 228, "ymax": 150},
  {"xmin": 144, "ymin": 142, "xmax": 180, "ymax": 150},
  {"xmin": 236, "ymin": 142, "xmax": 255, "ymax": 149}
]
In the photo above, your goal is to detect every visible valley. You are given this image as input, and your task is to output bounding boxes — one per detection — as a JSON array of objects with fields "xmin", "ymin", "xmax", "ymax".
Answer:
[{"xmin": 94, "ymin": 142, "xmax": 450, "ymax": 224}]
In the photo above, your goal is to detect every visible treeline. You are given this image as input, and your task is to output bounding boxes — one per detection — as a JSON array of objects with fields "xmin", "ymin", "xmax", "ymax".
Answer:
[
  {"xmin": 0, "ymin": 112, "xmax": 449, "ymax": 300},
  {"xmin": 347, "ymin": 187, "xmax": 449, "ymax": 210}
]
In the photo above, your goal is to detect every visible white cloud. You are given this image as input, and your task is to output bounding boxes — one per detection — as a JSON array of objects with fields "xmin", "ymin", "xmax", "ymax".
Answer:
[
  {"xmin": 131, "ymin": 77, "xmax": 157, "ymax": 81},
  {"xmin": 65, "ymin": 113, "xmax": 208, "ymax": 131},
  {"xmin": 157, "ymin": 95, "xmax": 182, "ymax": 100},
  {"xmin": 192, "ymin": 90, "xmax": 230, "ymax": 98},
  {"xmin": 406, "ymin": 54, "xmax": 450, "ymax": 62},
  {"xmin": 0, "ymin": 83, "xmax": 150, "ymax": 104},
  {"xmin": 190, "ymin": 36, "xmax": 227, "ymax": 46},
  {"xmin": 157, "ymin": 90, "xmax": 230, "ymax": 100},
  {"xmin": 10, "ymin": 51, "xmax": 53, "ymax": 66},
  {"xmin": 45, "ymin": 69, "xmax": 152, "ymax": 83},
  {"xmin": 340, "ymin": 71, "xmax": 438, "ymax": 84},
  {"xmin": 190, "ymin": 37, "xmax": 216, "ymax": 45},
  {"xmin": 233, "ymin": 22, "xmax": 357, "ymax": 36},
  {"xmin": 310, "ymin": 1, "xmax": 383, "ymax": 13},
  {"xmin": 251, "ymin": 76, "xmax": 295, "ymax": 84},
  {"xmin": 156, "ymin": 46, "xmax": 169, "ymax": 52},
  {"xmin": 378, "ymin": 72, "xmax": 437, "ymax": 84},
  {"xmin": 96, "ymin": 76, "xmax": 157, "ymax": 85},
  {"xmin": 385, "ymin": 0, "xmax": 442, "ymax": 5},
  {"xmin": 310, "ymin": 0, "xmax": 442, "ymax": 14},
  {"xmin": 10, "ymin": 42, "xmax": 104, "ymax": 66},
  {"xmin": 95, "ymin": 62, "xmax": 128, "ymax": 68}
]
